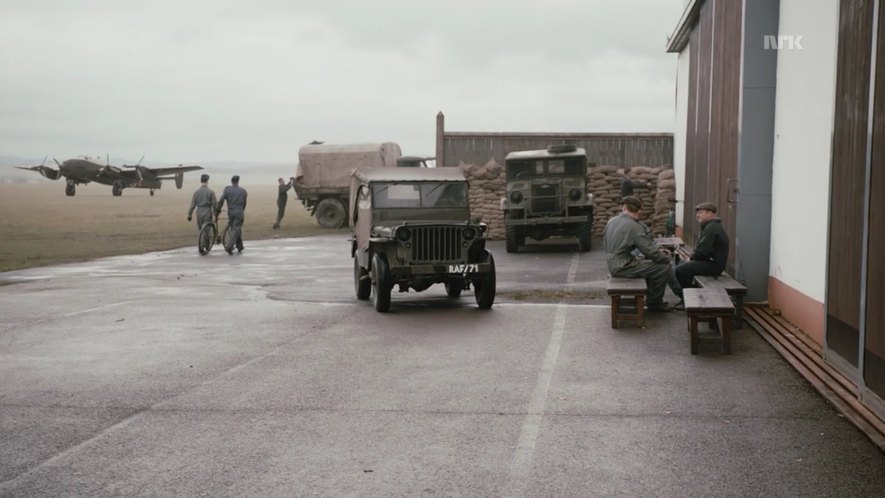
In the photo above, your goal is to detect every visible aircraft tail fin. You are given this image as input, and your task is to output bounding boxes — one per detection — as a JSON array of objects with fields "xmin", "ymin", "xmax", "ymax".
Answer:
[{"xmin": 16, "ymin": 165, "xmax": 61, "ymax": 180}]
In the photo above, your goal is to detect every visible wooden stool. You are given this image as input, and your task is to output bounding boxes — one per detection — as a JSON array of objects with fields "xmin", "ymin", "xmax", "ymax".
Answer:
[
  {"xmin": 607, "ymin": 277, "xmax": 648, "ymax": 328},
  {"xmin": 695, "ymin": 275, "xmax": 748, "ymax": 329},
  {"xmin": 684, "ymin": 288, "xmax": 735, "ymax": 354}
]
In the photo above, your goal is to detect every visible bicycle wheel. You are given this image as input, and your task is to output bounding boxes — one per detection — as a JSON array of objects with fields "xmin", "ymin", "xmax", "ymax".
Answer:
[
  {"xmin": 220, "ymin": 223, "xmax": 233, "ymax": 252},
  {"xmin": 198, "ymin": 223, "xmax": 216, "ymax": 255}
]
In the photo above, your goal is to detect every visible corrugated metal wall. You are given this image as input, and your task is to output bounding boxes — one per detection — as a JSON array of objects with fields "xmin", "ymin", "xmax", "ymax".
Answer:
[
  {"xmin": 440, "ymin": 133, "xmax": 673, "ymax": 169},
  {"xmin": 682, "ymin": 0, "xmax": 742, "ymax": 273}
]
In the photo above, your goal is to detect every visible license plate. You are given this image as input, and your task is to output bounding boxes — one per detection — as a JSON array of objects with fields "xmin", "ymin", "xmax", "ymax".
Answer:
[{"xmin": 448, "ymin": 264, "xmax": 478, "ymax": 273}]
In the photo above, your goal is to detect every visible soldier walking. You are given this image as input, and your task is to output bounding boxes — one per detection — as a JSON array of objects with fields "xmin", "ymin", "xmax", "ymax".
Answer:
[
  {"xmin": 187, "ymin": 174, "xmax": 217, "ymax": 230},
  {"xmin": 215, "ymin": 175, "xmax": 248, "ymax": 254}
]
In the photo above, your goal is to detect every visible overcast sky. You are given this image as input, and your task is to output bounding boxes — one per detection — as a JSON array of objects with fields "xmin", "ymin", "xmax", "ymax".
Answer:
[{"xmin": 1, "ymin": 0, "xmax": 686, "ymax": 165}]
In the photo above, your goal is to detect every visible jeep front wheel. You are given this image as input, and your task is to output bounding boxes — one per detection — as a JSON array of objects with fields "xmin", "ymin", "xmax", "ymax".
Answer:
[
  {"xmin": 474, "ymin": 252, "xmax": 496, "ymax": 309},
  {"xmin": 354, "ymin": 257, "xmax": 371, "ymax": 300},
  {"xmin": 315, "ymin": 198, "xmax": 346, "ymax": 228},
  {"xmin": 371, "ymin": 253, "xmax": 392, "ymax": 312}
]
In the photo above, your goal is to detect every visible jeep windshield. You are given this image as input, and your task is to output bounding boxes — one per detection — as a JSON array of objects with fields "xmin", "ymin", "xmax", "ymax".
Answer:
[
  {"xmin": 372, "ymin": 181, "xmax": 468, "ymax": 209},
  {"xmin": 506, "ymin": 158, "xmax": 585, "ymax": 180}
]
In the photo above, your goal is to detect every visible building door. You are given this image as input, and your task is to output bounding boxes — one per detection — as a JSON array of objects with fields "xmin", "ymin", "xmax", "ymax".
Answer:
[
  {"xmin": 864, "ymin": 0, "xmax": 885, "ymax": 405},
  {"xmin": 826, "ymin": 0, "xmax": 884, "ymax": 407}
]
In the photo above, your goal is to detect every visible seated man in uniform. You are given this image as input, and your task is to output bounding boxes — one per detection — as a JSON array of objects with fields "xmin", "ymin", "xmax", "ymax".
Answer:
[
  {"xmin": 672, "ymin": 202, "xmax": 730, "ymax": 309},
  {"xmin": 603, "ymin": 196, "xmax": 675, "ymax": 312}
]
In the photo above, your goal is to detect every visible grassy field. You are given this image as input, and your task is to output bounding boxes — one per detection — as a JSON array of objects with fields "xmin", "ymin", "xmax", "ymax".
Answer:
[{"xmin": 0, "ymin": 182, "xmax": 346, "ymax": 272}]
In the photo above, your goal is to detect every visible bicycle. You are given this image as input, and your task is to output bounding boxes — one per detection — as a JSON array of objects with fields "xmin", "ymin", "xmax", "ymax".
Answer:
[
  {"xmin": 197, "ymin": 215, "xmax": 219, "ymax": 255},
  {"xmin": 196, "ymin": 214, "xmax": 231, "ymax": 255}
]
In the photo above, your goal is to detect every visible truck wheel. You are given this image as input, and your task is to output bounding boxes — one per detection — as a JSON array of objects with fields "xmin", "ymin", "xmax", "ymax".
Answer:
[
  {"xmin": 505, "ymin": 226, "xmax": 519, "ymax": 253},
  {"xmin": 474, "ymin": 252, "xmax": 496, "ymax": 309},
  {"xmin": 354, "ymin": 257, "xmax": 371, "ymax": 300},
  {"xmin": 577, "ymin": 221, "xmax": 592, "ymax": 252},
  {"xmin": 316, "ymin": 198, "xmax": 346, "ymax": 228},
  {"xmin": 371, "ymin": 253, "xmax": 392, "ymax": 312}
]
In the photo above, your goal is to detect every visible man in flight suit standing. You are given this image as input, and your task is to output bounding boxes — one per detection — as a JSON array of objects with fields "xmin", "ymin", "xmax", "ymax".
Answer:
[
  {"xmin": 215, "ymin": 175, "xmax": 248, "ymax": 255},
  {"xmin": 187, "ymin": 174, "xmax": 217, "ymax": 230}
]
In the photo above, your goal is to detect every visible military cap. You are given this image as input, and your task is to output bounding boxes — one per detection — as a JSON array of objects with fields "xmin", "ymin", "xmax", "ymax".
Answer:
[
  {"xmin": 621, "ymin": 195, "xmax": 643, "ymax": 211},
  {"xmin": 694, "ymin": 202, "xmax": 717, "ymax": 213},
  {"xmin": 200, "ymin": 174, "xmax": 210, "ymax": 183},
  {"xmin": 231, "ymin": 175, "xmax": 240, "ymax": 183}
]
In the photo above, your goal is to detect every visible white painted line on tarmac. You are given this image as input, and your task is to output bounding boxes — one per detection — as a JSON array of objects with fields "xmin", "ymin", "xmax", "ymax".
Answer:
[
  {"xmin": 63, "ymin": 300, "xmax": 135, "ymax": 317},
  {"xmin": 505, "ymin": 252, "xmax": 580, "ymax": 497}
]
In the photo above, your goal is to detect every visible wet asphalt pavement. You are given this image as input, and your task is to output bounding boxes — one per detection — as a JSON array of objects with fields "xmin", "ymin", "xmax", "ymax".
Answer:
[{"xmin": 1, "ymin": 234, "xmax": 883, "ymax": 496}]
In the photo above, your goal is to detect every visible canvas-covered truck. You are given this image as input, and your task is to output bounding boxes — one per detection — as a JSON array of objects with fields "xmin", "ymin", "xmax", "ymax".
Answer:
[
  {"xmin": 294, "ymin": 142, "xmax": 402, "ymax": 228},
  {"xmin": 500, "ymin": 144, "xmax": 594, "ymax": 253}
]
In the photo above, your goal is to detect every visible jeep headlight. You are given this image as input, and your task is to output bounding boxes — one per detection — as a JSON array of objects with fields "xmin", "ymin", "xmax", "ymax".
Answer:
[
  {"xmin": 462, "ymin": 227, "xmax": 477, "ymax": 241},
  {"xmin": 568, "ymin": 188, "xmax": 582, "ymax": 201},
  {"xmin": 510, "ymin": 191, "xmax": 523, "ymax": 204},
  {"xmin": 396, "ymin": 228, "xmax": 411, "ymax": 242}
]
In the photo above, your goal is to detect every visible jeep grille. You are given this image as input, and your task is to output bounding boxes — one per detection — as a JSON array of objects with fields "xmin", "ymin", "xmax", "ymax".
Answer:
[
  {"xmin": 410, "ymin": 226, "xmax": 464, "ymax": 263},
  {"xmin": 531, "ymin": 184, "xmax": 561, "ymax": 214}
]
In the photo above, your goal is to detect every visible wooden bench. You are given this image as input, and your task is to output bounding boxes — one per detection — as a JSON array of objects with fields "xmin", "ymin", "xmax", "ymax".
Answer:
[
  {"xmin": 695, "ymin": 274, "xmax": 748, "ymax": 329},
  {"xmin": 683, "ymin": 288, "xmax": 735, "ymax": 354},
  {"xmin": 607, "ymin": 277, "xmax": 648, "ymax": 328}
]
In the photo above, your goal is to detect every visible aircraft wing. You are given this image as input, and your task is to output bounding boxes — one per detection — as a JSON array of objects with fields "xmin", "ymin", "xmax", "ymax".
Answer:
[{"xmin": 143, "ymin": 165, "xmax": 203, "ymax": 177}]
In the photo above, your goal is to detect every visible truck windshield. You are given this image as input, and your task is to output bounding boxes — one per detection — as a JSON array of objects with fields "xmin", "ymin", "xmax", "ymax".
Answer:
[
  {"xmin": 507, "ymin": 157, "xmax": 585, "ymax": 179},
  {"xmin": 372, "ymin": 182, "xmax": 468, "ymax": 209}
]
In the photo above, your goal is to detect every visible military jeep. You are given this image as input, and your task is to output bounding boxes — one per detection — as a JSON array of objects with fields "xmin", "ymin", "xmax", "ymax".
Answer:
[
  {"xmin": 500, "ymin": 144, "xmax": 593, "ymax": 253},
  {"xmin": 349, "ymin": 167, "xmax": 496, "ymax": 312}
]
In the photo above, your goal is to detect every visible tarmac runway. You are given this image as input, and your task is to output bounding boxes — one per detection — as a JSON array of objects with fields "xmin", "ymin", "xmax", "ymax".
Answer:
[{"xmin": 1, "ymin": 235, "xmax": 884, "ymax": 496}]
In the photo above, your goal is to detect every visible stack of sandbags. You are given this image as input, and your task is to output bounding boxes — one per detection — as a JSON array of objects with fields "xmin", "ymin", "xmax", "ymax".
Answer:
[
  {"xmin": 589, "ymin": 166, "xmax": 665, "ymax": 236},
  {"xmin": 460, "ymin": 159, "xmax": 506, "ymax": 240},
  {"xmin": 652, "ymin": 169, "xmax": 676, "ymax": 236}
]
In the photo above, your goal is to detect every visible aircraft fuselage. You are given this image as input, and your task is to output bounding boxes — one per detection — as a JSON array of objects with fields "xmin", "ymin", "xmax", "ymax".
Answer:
[{"xmin": 61, "ymin": 158, "xmax": 161, "ymax": 189}]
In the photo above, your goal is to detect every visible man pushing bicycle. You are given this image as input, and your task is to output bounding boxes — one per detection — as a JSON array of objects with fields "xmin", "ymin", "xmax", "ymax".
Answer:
[{"xmin": 187, "ymin": 174, "xmax": 217, "ymax": 231}]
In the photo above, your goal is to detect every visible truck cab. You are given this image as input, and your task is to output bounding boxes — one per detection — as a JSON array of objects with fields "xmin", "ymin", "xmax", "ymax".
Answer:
[{"xmin": 500, "ymin": 144, "xmax": 593, "ymax": 253}]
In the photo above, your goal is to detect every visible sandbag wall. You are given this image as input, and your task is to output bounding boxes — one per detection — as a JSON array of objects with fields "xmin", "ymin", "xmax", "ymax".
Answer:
[
  {"xmin": 458, "ymin": 160, "xmax": 675, "ymax": 240},
  {"xmin": 589, "ymin": 166, "xmax": 676, "ymax": 237},
  {"xmin": 459, "ymin": 160, "xmax": 506, "ymax": 240}
]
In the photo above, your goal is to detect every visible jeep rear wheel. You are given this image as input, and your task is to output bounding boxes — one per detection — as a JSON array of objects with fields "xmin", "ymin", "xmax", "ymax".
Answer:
[
  {"xmin": 315, "ymin": 198, "xmax": 346, "ymax": 228},
  {"xmin": 371, "ymin": 253, "xmax": 392, "ymax": 312},
  {"xmin": 474, "ymin": 252, "xmax": 496, "ymax": 309},
  {"xmin": 354, "ymin": 257, "xmax": 371, "ymax": 300}
]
